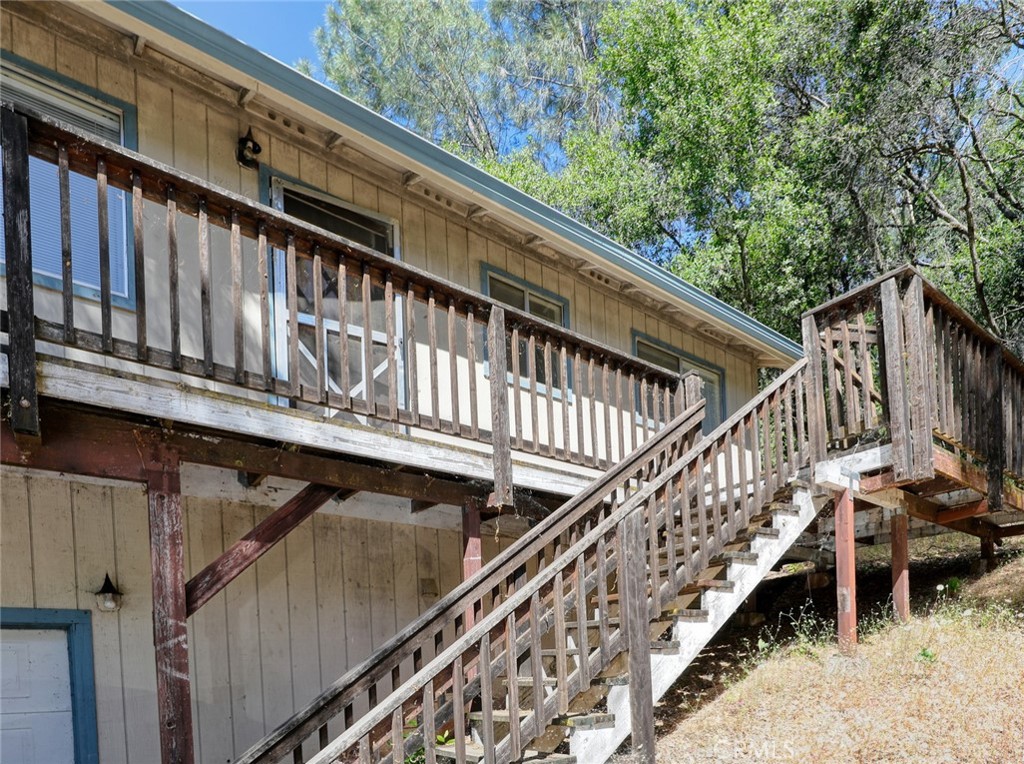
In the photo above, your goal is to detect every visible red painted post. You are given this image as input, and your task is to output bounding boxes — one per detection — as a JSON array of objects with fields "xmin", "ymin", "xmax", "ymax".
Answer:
[
  {"xmin": 147, "ymin": 445, "xmax": 194, "ymax": 764},
  {"xmin": 834, "ymin": 488, "xmax": 858, "ymax": 654},
  {"xmin": 891, "ymin": 512, "xmax": 910, "ymax": 624}
]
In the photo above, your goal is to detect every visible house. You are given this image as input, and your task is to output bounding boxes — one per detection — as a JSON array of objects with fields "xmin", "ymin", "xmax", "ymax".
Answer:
[{"xmin": 1, "ymin": 3, "xmax": 1021, "ymax": 764}]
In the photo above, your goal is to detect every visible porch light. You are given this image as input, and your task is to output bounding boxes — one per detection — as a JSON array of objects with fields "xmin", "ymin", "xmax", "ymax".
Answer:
[
  {"xmin": 95, "ymin": 573, "xmax": 123, "ymax": 612},
  {"xmin": 237, "ymin": 126, "xmax": 262, "ymax": 169}
]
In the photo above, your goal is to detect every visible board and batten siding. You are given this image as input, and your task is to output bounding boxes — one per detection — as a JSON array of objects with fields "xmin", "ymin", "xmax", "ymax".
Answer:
[
  {"xmin": 0, "ymin": 466, "xmax": 505, "ymax": 764},
  {"xmin": 1, "ymin": 1, "xmax": 759, "ymax": 418}
]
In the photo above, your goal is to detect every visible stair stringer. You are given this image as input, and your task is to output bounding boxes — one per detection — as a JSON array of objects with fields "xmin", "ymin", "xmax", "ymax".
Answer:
[{"xmin": 571, "ymin": 484, "xmax": 823, "ymax": 764}]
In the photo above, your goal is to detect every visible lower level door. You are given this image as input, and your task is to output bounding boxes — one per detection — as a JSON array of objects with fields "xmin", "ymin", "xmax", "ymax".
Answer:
[{"xmin": 0, "ymin": 628, "xmax": 75, "ymax": 764}]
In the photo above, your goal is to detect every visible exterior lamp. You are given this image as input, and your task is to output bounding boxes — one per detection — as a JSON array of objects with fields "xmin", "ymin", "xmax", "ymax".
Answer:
[
  {"xmin": 237, "ymin": 126, "xmax": 262, "ymax": 170},
  {"xmin": 95, "ymin": 573, "xmax": 123, "ymax": 612}
]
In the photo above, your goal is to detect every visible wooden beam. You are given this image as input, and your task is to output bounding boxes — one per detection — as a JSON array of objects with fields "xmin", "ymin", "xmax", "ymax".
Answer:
[
  {"xmin": 933, "ymin": 447, "xmax": 1024, "ymax": 511},
  {"xmin": 146, "ymin": 445, "xmax": 194, "ymax": 764},
  {"xmin": 2, "ymin": 107, "xmax": 39, "ymax": 438},
  {"xmin": 859, "ymin": 469, "xmax": 896, "ymax": 494},
  {"xmin": 891, "ymin": 512, "xmax": 910, "ymax": 624},
  {"xmin": 185, "ymin": 483, "xmax": 340, "ymax": 616},
  {"xmin": 1, "ymin": 404, "xmax": 482, "ymax": 507},
  {"xmin": 834, "ymin": 487, "xmax": 858, "ymax": 654},
  {"xmin": 935, "ymin": 498, "xmax": 988, "ymax": 525}
]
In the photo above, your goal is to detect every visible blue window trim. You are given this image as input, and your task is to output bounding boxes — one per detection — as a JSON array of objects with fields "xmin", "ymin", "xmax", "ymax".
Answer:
[
  {"xmin": 480, "ymin": 263, "xmax": 574, "ymax": 399},
  {"xmin": 0, "ymin": 607, "xmax": 100, "ymax": 764},
  {"xmin": 0, "ymin": 51, "xmax": 140, "ymax": 310},
  {"xmin": 631, "ymin": 329, "xmax": 728, "ymax": 425}
]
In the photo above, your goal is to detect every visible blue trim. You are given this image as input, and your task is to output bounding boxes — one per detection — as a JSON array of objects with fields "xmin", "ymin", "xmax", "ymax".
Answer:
[
  {"xmin": 631, "ymin": 329, "xmax": 728, "ymax": 424},
  {"xmin": 0, "ymin": 52, "xmax": 139, "ymax": 310},
  {"xmin": 0, "ymin": 607, "xmax": 100, "ymax": 764},
  {"xmin": 104, "ymin": 0, "xmax": 803, "ymax": 362}
]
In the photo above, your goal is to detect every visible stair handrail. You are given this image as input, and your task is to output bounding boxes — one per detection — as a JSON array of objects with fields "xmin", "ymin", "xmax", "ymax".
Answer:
[
  {"xmin": 238, "ymin": 386, "xmax": 707, "ymax": 764},
  {"xmin": 302, "ymin": 358, "xmax": 811, "ymax": 764}
]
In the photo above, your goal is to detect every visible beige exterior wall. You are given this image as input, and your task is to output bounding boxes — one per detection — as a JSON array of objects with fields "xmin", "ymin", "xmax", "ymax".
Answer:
[
  {"xmin": 1, "ymin": 1, "xmax": 759, "ymax": 417},
  {"xmin": 0, "ymin": 467, "xmax": 510, "ymax": 764}
]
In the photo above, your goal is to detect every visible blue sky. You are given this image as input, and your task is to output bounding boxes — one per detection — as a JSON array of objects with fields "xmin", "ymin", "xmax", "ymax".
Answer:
[{"xmin": 169, "ymin": 1, "xmax": 326, "ymax": 70}]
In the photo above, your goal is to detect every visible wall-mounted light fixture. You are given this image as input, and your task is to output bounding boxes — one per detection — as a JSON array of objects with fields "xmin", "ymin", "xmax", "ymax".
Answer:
[
  {"xmin": 95, "ymin": 573, "xmax": 123, "ymax": 612},
  {"xmin": 237, "ymin": 126, "xmax": 262, "ymax": 170}
]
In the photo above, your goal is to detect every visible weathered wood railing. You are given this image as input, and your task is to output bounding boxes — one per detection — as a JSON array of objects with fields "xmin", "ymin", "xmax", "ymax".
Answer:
[
  {"xmin": 256, "ymin": 359, "xmax": 810, "ymax": 764},
  {"xmin": 802, "ymin": 266, "xmax": 1023, "ymax": 504},
  {"xmin": 0, "ymin": 106, "xmax": 687, "ymax": 478},
  {"xmin": 237, "ymin": 376, "xmax": 706, "ymax": 764}
]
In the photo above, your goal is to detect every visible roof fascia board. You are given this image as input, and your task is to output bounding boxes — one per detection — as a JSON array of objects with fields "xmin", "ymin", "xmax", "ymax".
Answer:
[{"xmin": 100, "ymin": 0, "xmax": 802, "ymax": 362}]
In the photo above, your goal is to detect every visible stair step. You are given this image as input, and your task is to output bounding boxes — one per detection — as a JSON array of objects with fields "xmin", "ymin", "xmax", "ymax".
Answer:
[
  {"xmin": 592, "ymin": 674, "xmax": 629, "ymax": 686},
  {"xmin": 678, "ymin": 579, "xmax": 735, "ymax": 595},
  {"xmin": 437, "ymin": 742, "xmax": 576, "ymax": 763},
  {"xmin": 649, "ymin": 640, "xmax": 681, "ymax": 654},
  {"xmin": 734, "ymin": 526, "xmax": 781, "ymax": 540},
  {"xmin": 721, "ymin": 551, "xmax": 758, "ymax": 564},
  {"xmin": 769, "ymin": 502, "xmax": 802, "ymax": 516},
  {"xmin": 573, "ymin": 616, "xmax": 674, "ymax": 630},
  {"xmin": 661, "ymin": 606, "xmax": 709, "ymax": 622},
  {"xmin": 551, "ymin": 712, "xmax": 615, "ymax": 730},
  {"xmin": 540, "ymin": 648, "xmax": 580, "ymax": 657},
  {"xmin": 505, "ymin": 676, "xmax": 558, "ymax": 687},
  {"xmin": 469, "ymin": 709, "xmax": 528, "ymax": 724}
]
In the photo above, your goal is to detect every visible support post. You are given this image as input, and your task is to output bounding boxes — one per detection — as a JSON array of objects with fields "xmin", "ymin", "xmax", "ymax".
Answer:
[
  {"xmin": 620, "ymin": 510, "xmax": 655, "ymax": 763},
  {"xmin": 980, "ymin": 537, "xmax": 997, "ymax": 573},
  {"xmin": 801, "ymin": 315, "xmax": 827, "ymax": 467},
  {"xmin": 834, "ymin": 487, "xmax": 858, "ymax": 654},
  {"xmin": 462, "ymin": 497, "xmax": 483, "ymax": 630},
  {"xmin": 891, "ymin": 511, "xmax": 910, "ymax": 624},
  {"xmin": 146, "ymin": 445, "xmax": 194, "ymax": 764},
  {"xmin": 880, "ymin": 278, "xmax": 911, "ymax": 481},
  {"xmin": 2, "ymin": 106, "xmax": 39, "ymax": 437},
  {"xmin": 487, "ymin": 306, "xmax": 514, "ymax": 508}
]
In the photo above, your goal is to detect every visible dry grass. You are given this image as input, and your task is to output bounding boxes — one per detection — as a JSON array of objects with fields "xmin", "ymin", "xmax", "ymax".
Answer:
[{"xmin": 652, "ymin": 557, "xmax": 1024, "ymax": 763}]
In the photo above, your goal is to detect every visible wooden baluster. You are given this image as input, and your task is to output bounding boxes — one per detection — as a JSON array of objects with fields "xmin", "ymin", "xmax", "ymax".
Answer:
[
  {"xmin": 358, "ymin": 736, "xmax": 370, "ymax": 764},
  {"xmin": 362, "ymin": 264, "xmax": 375, "ymax": 415},
  {"xmin": 452, "ymin": 655, "xmax": 466, "ymax": 761},
  {"xmin": 639, "ymin": 377, "xmax": 650, "ymax": 446},
  {"xmin": 794, "ymin": 373, "xmax": 806, "ymax": 468},
  {"xmin": 596, "ymin": 536, "xmax": 611, "ymax": 663},
  {"xmin": 529, "ymin": 592, "xmax": 545, "ymax": 732},
  {"xmin": 447, "ymin": 297, "xmax": 460, "ymax": 433},
  {"xmin": 723, "ymin": 427, "xmax": 737, "ymax": 539},
  {"xmin": 97, "ymin": 157, "xmax": 113, "ymax": 352},
  {"xmin": 709, "ymin": 443, "xmax": 724, "ymax": 546},
  {"xmin": 509, "ymin": 327, "xmax": 522, "ymax": 449},
  {"xmin": 420, "ymin": 683, "xmax": 436, "ymax": 764},
  {"xmin": 405, "ymin": 282, "xmax": 418, "ymax": 422},
  {"xmin": 801, "ymin": 315, "xmax": 828, "ymax": 466},
  {"xmin": 646, "ymin": 494, "xmax": 661, "ymax": 609},
  {"xmin": 783, "ymin": 381, "xmax": 796, "ymax": 481},
  {"xmin": 428, "ymin": 289, "xmax": 440, "ymax": 429},
  {"xmin": 589, "ymin": 357, "xmax": 600, "ymax": 467},
  {"xmin": 680, "ymin": 465, "xmax": 694, "ymax": 579},
  {"xmin": 615, "ymin": 368, "xmax": 625, "ymax": 462},
  {"xmin": 527, "ymin": 333, "xmax": 540, "ymax": 452},
  {"xmin": 256, "ymin": 222, "xmax": 271, "ymax": 386},
  {"xmin": 167, "ymin": 187, "xmax": 182, "ymax": 370},
  {"xmin": 736, "ymin": 418, "xmax": 750, "ymax": 525},
  {"xmin": 880, "ymin": 278, "xmax": 911, "ymax": 480},
  {"xmin": 479, "ymin": 636, "xmax": 495, "ymax": 764},
  {"xmin": 466, "ymin": 304, "xmax": 479, "ymax": 438},
  {"xmin": 574, "ymin": 349, "xmax": 586, "ymax": 463},
  {"xmin": 286, "ymin": 233, "xmax": 299, "ymax": 393},
  {"xmin": 774, "ymin": 388, "xmax": 785, "ymax": 485},
  {"xmin": 561, "ymin": 342, "xmax": 571, "ymax": 458},
  {"xmin": 760, "ymin": 398, "xmax": 773, "ymax": 497},
  {"xmin": 695, "ymin": 452, "xmax": 709, "ymax": 567},
  {"xmin": 823, "ymin": 323, "xmax": 841, "ymax": 438},
  {"xmin": 603, "ymin": 360, "xmax": 613, "ymax": 466},
  {"xmin": 392, "ymin": 708, "xmax": 405, "ymax": 764},
  {"xmin": 545, "ymin": 338, "xmax": 555, "ymax": 455},
  {"xmin": 504, "ymin": 614, "xmax": 521, "ymax": 761},
  {"xmin": 574, "ymin": 555, "xmax": 590, "ymax": 688},
  {"xmin": 58, "ymin": 143, "xmax": 74, "ymax": 343},
  {"xmin": 751, "ymin": 411, "xmax": 763, "ymax": 515},
  {"xmin": 337, "ymin": 257, "xmax": 351, "ymax": 409},
  {"xmin": 313, "ymin": 247, "xmax": 326, "ymax": 402},
  {"xmin": 385, "ymin": 273, "xmax": 399, "ymax": 422},
  {"xmin": 840, "ymin": 318, "xmax": 857, "ymax": 430},
  {"xmin": 856, "ymin": 311, "xmax": 875, "ymax": 430},
  {"xmin": 621, "ymin": 509, "xmax": 655, "ymax": 762},
  {"xmin": 553, "ymin": 570, "xmax": 568, "ymax": 714},
  {"xmin": 231, "ymin": 209, "xmax": 244, "ymax": 382},
  {"xmin": 627, "ymin": 371, "xmax": 638, "ymax": 454},
  {"xmin": 663, "ymin": 473, "xmax": 679, "ymax": 597}
]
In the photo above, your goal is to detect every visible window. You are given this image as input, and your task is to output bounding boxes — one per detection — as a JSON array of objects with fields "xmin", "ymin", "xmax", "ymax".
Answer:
[
  {"xmin": 635, "ymin": 334, "xmax": 726, "ymax": 432},
  {"xmin": 0, "ymin": 63, "xmax": 130, "ymax": 302},
  {"xmin": 483, "ymin": 265, "xmax": 569, "ymax": 388},
  {"xmin": 270, "ymin": 177, "xmax": 402, "ymax": 414}
]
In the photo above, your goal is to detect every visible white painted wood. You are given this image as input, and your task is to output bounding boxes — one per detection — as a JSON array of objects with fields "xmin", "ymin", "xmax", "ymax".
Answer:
[
  {"xmin": 0, "ymin": 628, "xmax": 75, "ymax": 764},
  {"xmin": 571, "ymin": 487, "xmax": 822, "ymax": 764}
]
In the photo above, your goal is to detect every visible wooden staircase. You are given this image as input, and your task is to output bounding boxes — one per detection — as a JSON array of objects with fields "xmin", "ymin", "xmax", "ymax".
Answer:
[{"xmin": 236, "ymin": 357, "xmax": 820, "ymax": 764}]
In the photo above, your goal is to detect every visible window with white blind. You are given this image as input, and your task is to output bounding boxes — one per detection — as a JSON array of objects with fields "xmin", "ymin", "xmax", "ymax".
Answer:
[
  {"xmin": 0, "ymin": 63, "xmax": 130, "ymax": 302},
  {"xmin": 634, "ymin": 334, "xmax": 726, "ymax": 433}
]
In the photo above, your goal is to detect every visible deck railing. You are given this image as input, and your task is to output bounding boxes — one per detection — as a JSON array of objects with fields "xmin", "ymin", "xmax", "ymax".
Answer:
[
  {"xmin": 802, "ymin": 265, "xmax": 1023, "ymax": 504},
  {"xmin": 271, "ymin": 358, "xmax": 809, "ymax": 764},
  {"xmin": 1, "ymin": 106, "xmax": 688, "ymax": 486}
]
